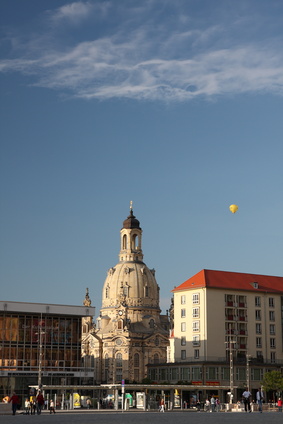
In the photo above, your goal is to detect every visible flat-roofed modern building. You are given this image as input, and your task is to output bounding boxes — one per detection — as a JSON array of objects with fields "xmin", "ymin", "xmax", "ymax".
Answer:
[
  {"xmin": 0, "ymin": 300, "xmax": 95, "ymax": 401},
  {"xmin": 148, "ymin": 269, "xmax": 283, "ymax": 404}
]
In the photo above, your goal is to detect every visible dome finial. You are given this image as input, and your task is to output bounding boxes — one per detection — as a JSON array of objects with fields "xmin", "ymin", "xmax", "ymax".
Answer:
[{"xmin": 130, "ymin": 200, "xmax": 133, "ymax": 211}]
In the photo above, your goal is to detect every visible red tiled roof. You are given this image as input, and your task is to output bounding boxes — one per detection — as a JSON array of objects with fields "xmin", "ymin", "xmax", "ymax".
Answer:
[{"xmin": 172, "ymin": 269, "xmax": 283, "ymax": 294}]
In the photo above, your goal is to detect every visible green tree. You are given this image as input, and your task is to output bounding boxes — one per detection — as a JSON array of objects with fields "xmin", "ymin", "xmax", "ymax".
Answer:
[{"xmin": 262, "ymin": 371, "xmax": 283, "ymax": 401}]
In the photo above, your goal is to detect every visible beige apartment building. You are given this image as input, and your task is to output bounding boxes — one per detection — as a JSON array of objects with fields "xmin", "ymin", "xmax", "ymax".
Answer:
[{"xmin": 148, "ymin": 269, "xmax": 283, "ymax": 403}]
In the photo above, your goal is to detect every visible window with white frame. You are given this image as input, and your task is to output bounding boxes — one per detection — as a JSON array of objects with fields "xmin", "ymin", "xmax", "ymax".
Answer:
[
  {"xmin": 255, "ymin": 296, "xmax": 261, "ymax": 307},
  {"xmin": 181, "ymin": 308, "xmax": 186, "ymax": 318},
  {"xmin": 192, "ymin": 307, "xmax": 199, "ymax": 318},
  {"xmin": 256, "ymin": 323, "xmax": 262, "ymax": 334},
  {"xmin": 192, "ymin": 293, "xmax": 199, "ymax": 304},
  {"xmin": 270, "ymin": 324, "xmax": 275, "ymax": 335},
  {"xmin": 194, "ymin": 350, "xmax": 199, "ymax": 359},
  {"xmin": 255, "ymin": 310, "xmax": 261, "ymax": 320},
  {"xmin": 270, "ymin": 338, "xmax": 276, "ymax": 349},
  {"xmin": 181, "ymin": 336, "xmax": 186, "ymax": 346},
  {"xmin": 270, "ymin": 352, "xmax": 276, "ymax": 363},
  {"xmin": 193, "ymin": 321, "xmax": 200, "ymax": 332},
  {"xmin": 256, "ymin": 337, "xmax": 262, "ymax": 348},
  {"xmin": 181, "ymin": 295, "xmax": 186, "ymax": 305},
  {"xmin": 269, "ymin": 311, "xmax": 275, "ymax": 321},
  {"xmin": 181, "ymin": 322, "xmax": 186, "ymax": 332},
  {"xmin": 193, "ymin": 335, "xmax": 200, "ymax": 346},
  {"xmin": 269, "ymin": 297, "xmax": 274, "ymax": 308}
]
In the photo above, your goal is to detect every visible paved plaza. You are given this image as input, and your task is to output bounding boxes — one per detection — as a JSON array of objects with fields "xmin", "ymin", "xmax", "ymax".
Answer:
[{"xmin": 2, "ymin": 410, "xmax": 283, "ymax": 424}]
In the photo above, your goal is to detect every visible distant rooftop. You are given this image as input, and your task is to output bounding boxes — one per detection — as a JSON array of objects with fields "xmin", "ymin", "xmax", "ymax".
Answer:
[
  {"xmin": 172, "ymin": 269, "xmax": 283, "ymax": 294},
  {"xmin": 0, "ymin": 300, "xmax": 95, "ymax": 316}
]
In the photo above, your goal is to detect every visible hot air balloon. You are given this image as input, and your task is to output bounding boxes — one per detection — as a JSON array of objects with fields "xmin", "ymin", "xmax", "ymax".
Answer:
[{"xmin": 229, "ymin": 204, "xmax": 238, "ymax": 214}]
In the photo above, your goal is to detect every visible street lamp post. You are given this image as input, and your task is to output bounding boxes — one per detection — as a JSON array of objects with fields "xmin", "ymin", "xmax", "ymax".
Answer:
[
  {"xmin": 246, "ymin": 354, "xmax": 251, "ymax": 392},
  {"xmin": 37, "ymin": 315, "xmax": 45, "ymax": 390}
]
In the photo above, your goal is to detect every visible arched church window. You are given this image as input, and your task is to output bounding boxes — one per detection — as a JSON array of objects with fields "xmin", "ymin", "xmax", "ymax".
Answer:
[
  {"xmin": 118, "ymin": 320, "xmax": 123, "ymax": 330},
  {"xmin": 105, "ymin": 354, "xmax": 109, "ymax": 369},
  {"xmin": 144, "ymin": 286, "xmax": 149, "ymax": 297},
  {"xmin": 153, "ymin": 353, "xmax": 159, "ymax": 364},
  {"xmin": 134, "ymin": 353, "xmax": 139, "ymax": 367},
  {"xmin": 131, "ymin": 234, "xmax": 138, "ymax": 250},
  {"xmin": 149, "ymin": 319, "xmax": 155, "ymax": 328},
  {"xmin": 116, "ymin": 353, "xmax": 122, "ymax": 368},
  {"xmin": 123, "ymin": 234, "xmax": 127, "ymax": 250}
]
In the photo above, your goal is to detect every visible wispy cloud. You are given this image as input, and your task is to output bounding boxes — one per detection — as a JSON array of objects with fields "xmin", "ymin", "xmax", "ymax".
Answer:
[
  {"xmin": 1, "ymin": 1, "xmax": 283, "ymax": 102},
  {"xmin": 49, "ymin": 2, "xmax": 96, "ymax": 25}
]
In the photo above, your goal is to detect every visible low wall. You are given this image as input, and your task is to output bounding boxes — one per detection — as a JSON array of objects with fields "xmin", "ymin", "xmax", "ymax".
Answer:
[{"xmin": 0, "ymin": 402, "xmax": 11, "ymax": 415}]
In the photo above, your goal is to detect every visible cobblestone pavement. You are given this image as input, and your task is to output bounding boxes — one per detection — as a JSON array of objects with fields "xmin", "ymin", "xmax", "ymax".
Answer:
[{"xmin": 2, "ymin": 410, "xmax": 283, "ymax": 424}]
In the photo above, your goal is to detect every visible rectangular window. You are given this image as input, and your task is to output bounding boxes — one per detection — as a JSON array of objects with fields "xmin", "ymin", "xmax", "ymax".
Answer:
[
  {"xmin": 269, "ymin": 297, "xmax": 274, "ymax": 308},
  {"xmin": 181, "ymin": 322, "xmax": 186, "ymax": 332},
  {"xmin": 192, "ymin": 293, "xmax": 199, "ymax": 304},
  {"xmin": 256, "ymin": 351, "xmax": 263, "ymax": 360},
  {"xmin": 221, "ymin": 367, "xmax": 230, "ymax": 380},
  {"xmin": 270, "ymin": 324, "xmax": 275, "ymax": 335},
  {"xmin": 236, "ymin": 367, "xmax": 246, "ymax": 381},
  {"xmin": 251, "ymin": 368, "xmax": 263, "ymax": 381},
  {"xmin": 181, "ymin": 295, "xmax": 186, "ymax": 305},
  {"xmin": 270, "ymin": 352, "xmax": 276, "ymax": 363},
  {"xmin": 255, "ymin": 296, "xmax": 261, "ymax": 307},
  {"xmin": 181, "ymin": 336, "xmax": 186, "ymax": 346},
  {"xmin": 193, "ymin": 335, "xmax": 200, "ymax": 346},
  {"xmin": 270, "ymin": 338, "xmax": 276, "ymax": 349},
  {"xmin": 256, "ymin": 337, "xmax": 262, "ymax": 348},
  {"xmin": 255, "ymin": 310, "xmax": 261, "ymax": 320},
  {"xmin": 191, "ymin": 367, "xmax": 202, "ymax": 380},
  {"xmin": 193, "ymin": 321, "xmax": 200, "ymax": 332},
  {"xmin": 192, "ymin": 308, "xmax": 199, "ymax": 318},
  {"xmin": 256, "ymin": 323, "xmax": 262, "ymax": 334},
  {"xmin": 180, "ymin": 367, "xmax": 190, "ymax": 381},
  {"xmin": 194, "ymin": 350, "xmax": 199, "ymax": 359},
  {"xmin": 181, "ymin": 308, "xmax": 186, "ymax": 318},
  {"xmin": 181, "ymin": 350, "xmax": 186, "ymax": 360},
  {"xmin": 206, "ymin": 367, "xmax": 219, "ymax": 380},
  {"xmin": 269, "ymin": 311, "xmax": 275, "ymax": 321}
]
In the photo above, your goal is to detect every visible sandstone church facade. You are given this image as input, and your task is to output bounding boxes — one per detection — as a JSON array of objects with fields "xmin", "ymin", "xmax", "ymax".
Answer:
[{"xmin": 82, "ymin": 206, "xmax": 169, "ymax": 383}]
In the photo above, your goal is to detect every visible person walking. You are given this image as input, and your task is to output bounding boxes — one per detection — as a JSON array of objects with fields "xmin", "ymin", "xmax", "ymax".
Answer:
[
  {"xmin": 49, "ymin": 399, "xmax": 56, "ymax": 414},
  {"xmin": 278, "ymin": 398, "xmax": 282, "ymax": 412},
  {"xmin": 210, "ymin": 395, "xmax": 216, "ymax": 412},
  {"xmin": 159, "ymin": 398, "xmax": 165, "ymax": 412},
  {"xmin": 36, "ymin": 390, "xmax": 44, "ymax": 415},
  {"xmin": 9, "ymin": 392, "xmax": 19, "ymax": 415},
  {"xmin": 242, "ymin": 388, "xmax": 252, "ymax": 412},
  {"xmin": 256, "ymin": 388, "xmax": 264, "ymax": 413}
]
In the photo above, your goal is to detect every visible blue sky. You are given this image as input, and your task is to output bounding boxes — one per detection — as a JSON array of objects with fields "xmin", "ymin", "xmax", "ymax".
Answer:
[{"xmin": 1, "ymin": 0, "xmax": 282, "ymax": 315}]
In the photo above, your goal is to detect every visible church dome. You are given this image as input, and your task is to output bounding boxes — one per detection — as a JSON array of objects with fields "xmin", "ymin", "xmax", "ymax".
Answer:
[
  {"xmin": 102, "ymin": 261, "xmax": 159, "ymax": 310},
  {"xmin": 122, "ymin": 210, "xmax": 141, "ymax": 229}
]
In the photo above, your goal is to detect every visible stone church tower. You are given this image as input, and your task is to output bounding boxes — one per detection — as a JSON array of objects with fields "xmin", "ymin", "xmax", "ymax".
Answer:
[{"xmin": 83, "ymin": 205, "xmax": 169, "ymax": 384}]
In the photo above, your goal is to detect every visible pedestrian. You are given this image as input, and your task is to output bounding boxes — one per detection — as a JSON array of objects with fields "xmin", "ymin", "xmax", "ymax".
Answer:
[
  {"xmin": 49, "ymin": 399, "xmax": 56, "ymax": 414},
  {"xmin": 256, "ymin": 388, "xmax": 264, "ymax": 413},
  {"xmin": 242, "ymin": 388, "xmax": 252, "ymax": 413},
  {"xmin": 210, "ymin": 395, "xmax": 216, "ymax": 412},
  {"xmin": 86, "ymin": 398, "xmax": 91, "ymax": 409},
  {"xmin": 204, "ymin": 398, "xmax": 210, "ymax": 412},
  {"xmin": 36, "ymin": 390, "xmax": 44, "ymax": 415},
  {"xmin": 278, "ymin": 398, "xmax": 282, "ymax": 412},
  {"xmin": 24, "ymin": 398, "xmax": 30, "ymax": 415},
  {"xmin": 159, "ymin": 398, "xmax": 165, "ymax": 412},
  {"xmin": 9, "ymin": 392, "xmax": 19, "ymax": 415}
]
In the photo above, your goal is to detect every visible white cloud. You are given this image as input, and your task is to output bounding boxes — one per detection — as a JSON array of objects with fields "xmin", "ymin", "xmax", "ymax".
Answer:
[
  {"xmin": 1, "ymin": 2, "xmax": 283, "ymax": 102},
  {"xmin": 49, "ymin": 2, "xmax": 96, "ymax": 25}
]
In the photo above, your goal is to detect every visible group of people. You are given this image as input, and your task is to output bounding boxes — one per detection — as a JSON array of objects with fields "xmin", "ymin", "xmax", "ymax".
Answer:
[
  {"xmin": 8, "ymin": 390, "xmax": 56, "ymax": 415},
  {"xmin": 242, "ymin": 387, "xmax": 282, "ymax": 413}
]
